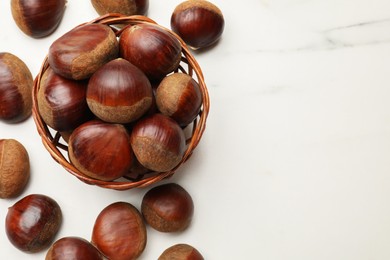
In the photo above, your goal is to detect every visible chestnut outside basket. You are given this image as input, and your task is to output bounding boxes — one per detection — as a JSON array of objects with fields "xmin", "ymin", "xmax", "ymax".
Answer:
[{"xmin": 32, "ymin": 14, "xmax": 210, "ymax": 190}]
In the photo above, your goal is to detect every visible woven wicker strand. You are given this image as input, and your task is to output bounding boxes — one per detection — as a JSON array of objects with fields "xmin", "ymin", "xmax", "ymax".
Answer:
[{"xmin": 32, "ymin": 14, "xmax": 210, "ymax": 190}]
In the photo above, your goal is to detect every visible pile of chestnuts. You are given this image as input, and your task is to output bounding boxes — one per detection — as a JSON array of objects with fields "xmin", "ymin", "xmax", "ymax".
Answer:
[
  {"xmin": 5, "ymin": 183, "xmax": 203, "ymax": 259},
  {"xmin": 4, "ymin": 0, "xmax": 225, "ymax": 258},
  {"xmin": 34, "ymin": 15, "xmax": 208, "ymax": 185}
]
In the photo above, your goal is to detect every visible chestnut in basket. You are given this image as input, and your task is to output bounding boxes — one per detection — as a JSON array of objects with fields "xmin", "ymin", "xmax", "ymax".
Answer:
[
  {"xmin": 48, "ymin": 23, "xmax": 119, "ymax": 80},
  {"xmin": 32, "ymin": 15, "xmax": 210, "ymax": 190},
  {"xmin": 0, "ymin": 52, "xmax": 33, "ymax": 123},
  {"xmin": 119, "ymin": 23, "xmax": 182, "ymax": 80},
  {"xmin": 38, "ymin": 67, "xmax": 91, "ymax": 132},
  {"xmin": 171, "ymin": 0, "xmax": 225, "ymax": 49},
  {"xmin": 46, "ymin": 236, "xmax": 103, "ymax": 260},
  {"xmin": 0, "ymin": 139, "xmax": 30, "ymax": 198},
  {"xmin": 5, "ymin": 194, "xmax": 62, "ymax": 253},
  {"xmin": 11, "ymin": 0, "xmax": 66, "ymax": 38},
  {"xmin": 142, "ymin": 183, "xmax": 194, "ymax": 232},
  {"xmin": 68, "ymin": 120, "xmax": 133, "ymax": 181},
  {"xmin": 156, "ymin": 72, "xmax": 202, "ymax": 127},
  {"xmin": 159, "ymin": 244, "xmax": 204, "ymax": 260},
  {"xmin": 87, "ymin": 58, "xmax": 153, "ymax": 124},
  {"xmin": 92, "ymin": 202, "xmax": 146, "ymax": 260},
  {"xmin": 91, "ymin": 0, "xmax": 149, "ymax": 16},
  {"xmin": 131, "ymin": 114, "xmax": 186, "ymax": 172}
]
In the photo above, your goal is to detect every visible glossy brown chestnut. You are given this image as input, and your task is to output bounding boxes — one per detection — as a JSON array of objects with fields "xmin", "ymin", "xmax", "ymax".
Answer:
[
  {"xmin": 156, "ymin": 72, "xmax": 202, "ymax": 126},
  {"xmin": 68, "ymin": 120, "xmax": 134, "ymax": 181},
  {"xmin": 159, "ymin": 244, "xmax": 204, "ymax": 260},
  {"xmin": 0, "ymin": 52, "xmax": 33, "ymax": 123},
  {"xmin": 0, "ymin": 139, "xmax": 30, "ymax": 198},
  {"xmin": 11, "ymin": 0, "xmax": 66, "ymax": 38},
  {"xmin": 119, "ymin": 23, "xmax": 182, "ymax": 80},
  {"xmin": 38, "ymin": 67, "xmax": 92, "ymax": 132},
  {"xmin": 131, "ymin": 113, "xmax": 186, "ymax": 172},
  {"xmin": 91, "ymin": 0, "xmax": 149, "ymax": 16},
  {"xmin": 46, "ymin": 236, "xmax": 103, "ymax": 260},
  {"xmin": 87, "ymin": 58, "xmax": 153, "ymax": 124},
  {"xmin": 5, "ymin": 194, "xmax": 62, "ymax": 253},
  {"xmin": 48, "ymin": 23, "xmax": 119, "ymax": 80},
  {"xmin": 171, "ymin": 0, "xmax": 224, "ymax": 49},
  {"xmin": 141, "ymin": 183, "xmax": 194, "ymax": 232},
  {"xmin": 92, "ymin": 202, "xmax": 147, "ymax": 260}
]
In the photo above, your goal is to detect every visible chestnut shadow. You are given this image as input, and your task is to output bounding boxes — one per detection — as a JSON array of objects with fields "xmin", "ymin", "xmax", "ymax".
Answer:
[{"xmin": 189, "ymin": 38, "xmax": 224, "ymax": 55}]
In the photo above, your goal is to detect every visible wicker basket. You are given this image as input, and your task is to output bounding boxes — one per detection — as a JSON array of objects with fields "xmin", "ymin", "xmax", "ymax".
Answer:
[{"xmin": 32, "ymin": 14, "xmax": 209, "ymax": 190}]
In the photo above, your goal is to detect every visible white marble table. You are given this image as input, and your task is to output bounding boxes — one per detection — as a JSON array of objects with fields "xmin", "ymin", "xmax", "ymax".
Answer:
[{"xmin": 1, "ymin": 0, "xmax": 390, "ymax": 259}]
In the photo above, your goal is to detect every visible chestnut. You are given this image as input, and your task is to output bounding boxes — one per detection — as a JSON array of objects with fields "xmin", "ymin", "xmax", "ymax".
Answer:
[
  {"xmin": 0, "ymin": 139, "xmax": 30, "ymax": 198},
  {"xmin": 156, "ymin": 72, "xmax": 202, "ymax": 126},
  {"xmin": 171, "ymin": 0, "xmax": 225, "ymax": 49},
  {"xmin": 11, "ymin": 0, "xmax": 66, "ymax": 38},
  {"xmin": 46, "ymin": 236, "xmax": 103, "ymax": 260},
  {"xmin": 0, "ymin": 52, "xmax": 33, "ymax": 123},
  {"xmin": 5, "ymin": 194, "xmax": 62, "ymax": 253},
  {"xmin": 159, "ymin": 244, "xmax": 204, "ymax": 260},
  {"xmin": 38, "ymin": 67, "xmax": 92, "ymax": 132},
  {"xmin": 91, "ymin": 0, "xmax": 149, "ymax": 16},
  {"xmin": 130, "ymin": 113, "xmax": 186, "ymax": 172},
  {"xmin": 87, "ymin": 58, "xmax": 153, "ymax": 124},
  {"xmin": 141, "ymin": 183, "xmax": 194, "ymax": 232},
  {"xmin": 68, "ymin": 120, "xmax": 133, "ymax": 181},
  {"xmin": 119, "ymin": 23, "xmax": 182, "ymax": 80},
  {"xmin": 48, "ymin": 23, "xmax": 119, "ymax": 80},
  {"xmin": 92, "ymin": 202, "xmax": 147, "ymax": 260}
]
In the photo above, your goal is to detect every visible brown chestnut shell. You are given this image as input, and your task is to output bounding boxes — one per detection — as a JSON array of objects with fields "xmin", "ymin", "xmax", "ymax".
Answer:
[
  {"xmin": 171, "ymin": 0, "xmax": 224, "ymax": 49},
  {"xmin": 92, "ymin": 202, "xmax": 147, "ymax": 260},
  {"xmin": 5, "ymin": 194, "xmax": 62, "ymax": 253},
  {"xmin": 0, "ymin": 139, "xmax": 30, "ymax": 198},
  {"xmin": 130, "ymin": 114, "xmax": 186, "ymax": 172},
  {"xmin": 11, "ymin": 0, "xmax": 66, "ymax": 38},
  {"xmin": 87, "ymin": 58, "xmax": 153, "ymax": 124},
  {"xmin": 0, "ymin": 52, "xmax": 33, "ymax": 123},
  {"xmin": 48, "ymin": 23, "xmax": 119, "ymax": 80},
  {"xmin": 142, "ymin": 183, "xmax": 194, "ymax": 232},
  {"xmin": 159, "ymin": 243, "xmax": 204, "ymax": 260},
  {"xmin": 38, "ymin": 67, "xmax": 92, "ymax": 132},
  {"xmin": 92, "ymin": 0, "xmax": 149, "ymax": 16},
  {"xmin": 68, "ymin": 120, "xmax": 134, "ymax": 181},
  {"xmin": 46, "ymin": 236, "xmax": 103, "ymax": 260},
  {"xmin": 156, "ymin": 72, "xmax": 202, "ymax": 126},
  {"xmin": 119, "ymin": 23, "xmax": 182, "ymax": 80}
]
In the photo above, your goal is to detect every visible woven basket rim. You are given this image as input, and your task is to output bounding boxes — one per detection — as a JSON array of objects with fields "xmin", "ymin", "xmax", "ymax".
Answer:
[{"xmin": 32, "ymin": 14, "xmax": 210, "ymax": 190}]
